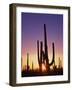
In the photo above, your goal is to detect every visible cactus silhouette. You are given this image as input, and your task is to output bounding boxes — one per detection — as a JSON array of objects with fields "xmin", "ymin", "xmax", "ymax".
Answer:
[
  {"xmin": 27, "ymin": 53, "xmax": 29, "ymax": 71},
  {"xmin": 37, "ymin": 24, "xmax": 55, "ymax": 72}
]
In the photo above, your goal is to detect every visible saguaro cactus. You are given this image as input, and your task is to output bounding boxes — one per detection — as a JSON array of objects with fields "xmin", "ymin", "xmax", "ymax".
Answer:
[
  {"xmin": 27, "ymin": 53, "xmax": 29, "ymax": 71},
  {"xmin": 37, "ymin": 24, "xmax": 55, "ymax": 72},
  {"xmin": 37, "ymin": 40, "xmax": 43, "ymax": 71}
]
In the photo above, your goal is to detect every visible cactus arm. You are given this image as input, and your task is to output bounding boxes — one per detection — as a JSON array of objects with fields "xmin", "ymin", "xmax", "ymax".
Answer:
[
  {"xmin": 49, "ymin": 42, "xmax": 55, "ymax": 66},
  {"xmin": 37, "ymin": 40, "xmax": 40, "ymax": 65}
]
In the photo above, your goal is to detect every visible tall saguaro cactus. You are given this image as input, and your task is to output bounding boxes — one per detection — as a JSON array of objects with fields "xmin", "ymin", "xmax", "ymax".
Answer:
[{"xmin": 37, "ymin": 24, "xmax": 55, "ymax": 72}]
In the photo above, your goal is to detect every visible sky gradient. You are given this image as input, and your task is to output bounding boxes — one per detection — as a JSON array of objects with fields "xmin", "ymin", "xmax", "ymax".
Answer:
[{"xmin": 21, "ymin": 12, "xmax": 63, "ymax": 70}]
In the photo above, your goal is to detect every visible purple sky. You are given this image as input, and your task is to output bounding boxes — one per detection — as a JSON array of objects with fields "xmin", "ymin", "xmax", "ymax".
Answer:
[{"xmin": 21, "ymin": 12, "xmax": 63, "ymax": 68}]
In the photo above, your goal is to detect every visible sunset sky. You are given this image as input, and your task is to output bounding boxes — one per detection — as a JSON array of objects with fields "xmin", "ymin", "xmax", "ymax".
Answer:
[{"xmin": 21, "ymin": 12, "xmax": 63, "ymax": 70}]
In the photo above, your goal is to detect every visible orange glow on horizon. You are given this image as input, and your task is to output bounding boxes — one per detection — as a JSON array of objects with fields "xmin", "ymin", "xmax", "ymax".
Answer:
[
  {"xmin": 22, "ymin": 52, "xmax": 63, "ymax": 71},
  {"xmin": 42, "ymin": 64, "xmax": 46, "ymax": 71}
]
